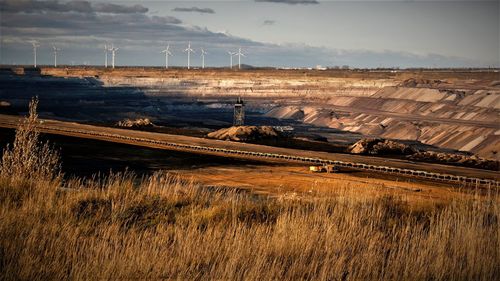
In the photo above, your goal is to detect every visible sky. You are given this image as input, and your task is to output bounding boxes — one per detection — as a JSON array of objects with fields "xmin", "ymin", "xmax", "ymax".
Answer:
[{"xmin": 0, "ymin": 0, "xmax": 498, "ymax": 68}]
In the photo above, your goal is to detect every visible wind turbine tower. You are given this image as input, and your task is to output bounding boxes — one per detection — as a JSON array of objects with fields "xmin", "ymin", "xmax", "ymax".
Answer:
[
  {"xmin": 52, "ymin": 45, "xmax": 61, "ymax": 67},
  {"xmin": 227, "ymin": 51, "xmax": 235, "ymax": 69},
  {"xmin": 31, "ymin": 41, "xmax": 40, "ymax": 67},
  {"xmin": 161, "ymin": 44, "xmax": 172, "ymax": 69},
  {"xmin": 104, "ymin": 44, "xmax": 109, "ymax": 68},
  {"xmin": 200, "ymin": 48, "xmax": 207, "ymax": 69},
  {"xmin": 235, "ymin": 47, "xmax": 245, "ymax": 69},
  {"xmin": 110, "ymin": 44, "xmax": 119, "ymax": 69},
  {"xmin": 184, "ymin": 41, "xmax": 194, "ymax": 69}
]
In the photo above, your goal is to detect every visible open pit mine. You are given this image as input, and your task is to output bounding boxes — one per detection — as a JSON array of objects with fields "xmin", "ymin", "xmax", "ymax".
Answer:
[{"xmin": 0, "ymin": 66, "xmax": 498, "ymax": 187}]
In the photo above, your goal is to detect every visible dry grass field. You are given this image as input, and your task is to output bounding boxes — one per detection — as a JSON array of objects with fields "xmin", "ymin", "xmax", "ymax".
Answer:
[{"xmin": 1, "ymin": 100, "xmax": 499, "ymax": 280}]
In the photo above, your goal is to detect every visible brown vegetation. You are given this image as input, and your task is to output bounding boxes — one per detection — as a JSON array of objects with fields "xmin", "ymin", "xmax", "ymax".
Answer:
[{"xmin": 0, "ymin": 100, "xmax": 499, "ymax": 280}]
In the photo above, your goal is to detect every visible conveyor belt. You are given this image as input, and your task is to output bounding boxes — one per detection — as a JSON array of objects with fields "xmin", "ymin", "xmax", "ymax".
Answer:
[{"xmin": 0, "ymin": 117, "xmax": 498, "ymax": 188}]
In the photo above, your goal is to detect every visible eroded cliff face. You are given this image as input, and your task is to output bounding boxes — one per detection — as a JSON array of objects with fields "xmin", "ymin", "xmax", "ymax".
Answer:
[{"xmin": 35, "ymin": 68, "xmax": 500, "ymax": 159}]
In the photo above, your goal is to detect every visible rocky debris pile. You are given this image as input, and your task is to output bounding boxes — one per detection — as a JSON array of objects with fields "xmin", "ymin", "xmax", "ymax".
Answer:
[
  {"xmin": 400, "ymin": 78, "xmax": 444, "ymax": 88},
  {"xmin": 116, "ymin": 118, "xmax": 154, "ymax": 128},
  {"xmin": 408, "ymin": 152, "xmax": 499, "ymax": 171},
  {"xmin": 348, "ymin": 138, "xmax": 416, "ymax": 155},
  {"xmin": 207, "ymin": 126, "xmax": 282, "ymax": 142}
]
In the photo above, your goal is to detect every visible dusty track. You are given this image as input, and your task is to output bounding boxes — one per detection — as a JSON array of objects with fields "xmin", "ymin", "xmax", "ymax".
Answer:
[{"xmin": 0, "ymin": 114, "xmax": 498, "ymax": 187}]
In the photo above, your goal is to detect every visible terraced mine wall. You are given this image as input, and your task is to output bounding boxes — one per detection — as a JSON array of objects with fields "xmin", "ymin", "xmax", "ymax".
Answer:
[
  {"xmin": 39, "ymin": 67, "xmax": 498, "ymax": 97},
  {"xmin": 40, "ymin": 67, "xmax": 400, "ymax": 98},
  {"xmin": 265, "ymin": 83, "xmax": 500, "ymax": 159},
  {"xmin": 7, "ymin": 67, "xmax": 500, "ymax": 160}
]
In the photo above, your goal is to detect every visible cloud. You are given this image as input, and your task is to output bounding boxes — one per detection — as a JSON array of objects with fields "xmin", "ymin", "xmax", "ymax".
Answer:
[
  {"xmin": 172, "ymin": 7, "xmax": 215, "ymax": 14},
  {"xmin": 0, "ymin": 0, "xmax": 259, "ymax": 55},
  {"xmin": 0, "ymin": 0, "xmax": 149, "ymax": 14},
  {"xmin": 255, "ymin": 0, "xmax": 319, "ymax": 5},
  {"xmin": 1, "ymin": 12, "xmax": 182, "ymax": 32},
  {"xmin": 263, "ymin": 20, "xmax": 276, "ymax": 25},
  {"xmin": 93, "ymin": 3, "xmax": 149, "ymax": 14}
]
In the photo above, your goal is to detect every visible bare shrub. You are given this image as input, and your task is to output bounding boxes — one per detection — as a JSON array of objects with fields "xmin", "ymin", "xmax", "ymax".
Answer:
[
  {"xmin": 0, "ymin": 97, "xmax": 60, "ymax": 204},
  {"xmin": 0, "ymin": 97, "xmax": 60, "ymax": 182}
]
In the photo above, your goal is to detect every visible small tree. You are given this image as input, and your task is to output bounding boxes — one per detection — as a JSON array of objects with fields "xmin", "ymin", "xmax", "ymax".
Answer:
[{"xmin": 0, "ymin": 97, "xmax": 60, "ymax": 184}]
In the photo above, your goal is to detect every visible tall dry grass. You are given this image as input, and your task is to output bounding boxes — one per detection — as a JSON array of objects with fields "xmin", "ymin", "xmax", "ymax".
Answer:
[{"xmin": 0, "ymin": 99, "xmax": 498, "ymax": 280}]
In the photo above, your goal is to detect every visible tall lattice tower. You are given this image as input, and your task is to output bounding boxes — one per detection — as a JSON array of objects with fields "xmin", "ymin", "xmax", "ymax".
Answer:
[{"xmin": 233, "ymin": 97, "xmax": 245, "ymax": 126}]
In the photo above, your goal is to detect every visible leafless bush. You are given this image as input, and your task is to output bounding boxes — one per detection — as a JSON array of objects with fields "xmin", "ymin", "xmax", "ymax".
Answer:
[
  {"xmin": 0, "ymin": 97, "xmax": 60, "ymax": 182},
  {"xmin": 0, "ymin": 97, "xmax": 60, "ymax": 205}
]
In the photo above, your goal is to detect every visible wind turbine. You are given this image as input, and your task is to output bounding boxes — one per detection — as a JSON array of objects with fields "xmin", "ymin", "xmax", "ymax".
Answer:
[
  {"xmin": 227, "ymin": 51, "xmax": 236, "ymax": 69},
  {"xmin": 183, "ymin": 41, "xmax": 194, "ymax": 69},
  {"xmin": 52, "ymin": 44, "xmax": 61, "ymax": 67},
  {"xmin": 161, "ymin": 44, "xmax": 172, "ymax": 69},
  {"xmin": 30, "ymin": 41, "xmax": 40, "ymax": 67},
  {"xmin": 200, "ymin": 48, "xmax": 207, "ymax": 69},
  {"xmin": 110, "ymin": 44, "xmax": 119, "ymax": 69},
  {"xmin": 103, "ymin": 44, "xmax": 109, "ymax": 68},
  {"xmin": 235, "ymin": 47, "xmax": 245, "ymax": 69}
]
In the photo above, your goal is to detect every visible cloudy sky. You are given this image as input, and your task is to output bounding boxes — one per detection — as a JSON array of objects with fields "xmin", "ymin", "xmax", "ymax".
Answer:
[{"xmin": 0, "ymin": 0, "xmax": 498, "ymax": 68}]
